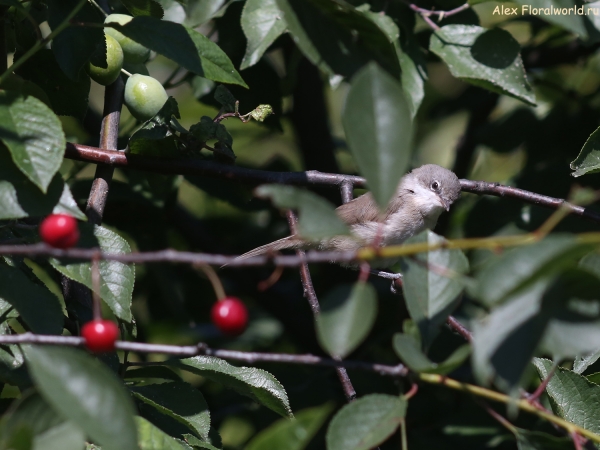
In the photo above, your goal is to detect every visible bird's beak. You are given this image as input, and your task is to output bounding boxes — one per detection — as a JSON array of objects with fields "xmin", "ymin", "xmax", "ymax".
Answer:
[{"xmin": 440, "ymin": 197, "xmax": 451, "ymax": 212}]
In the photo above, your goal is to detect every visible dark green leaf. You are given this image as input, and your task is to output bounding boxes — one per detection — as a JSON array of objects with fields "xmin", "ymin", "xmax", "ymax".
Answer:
[
  {"xmin": 131, "ymin": 382, "xmax": 211, "ymax": 440},
  {"xmin": 47, "ymin": 0, "xmax": 105, "ymax": 81},
  {"xmin": 326, "ymin": 394, "xmax": 406, "ymax": 450},
  {"xmin": 167, "ymin": 356, "xmax": 292, "ymax": 418},
  {"xmin": 393, "ymin": 333, "xmax": 470, "ymax": 374},
  {"xmin": 240, "ymin": 0, "xmax": 287, "ymax": 70},
  {"xmin": 472, "ymin": 278, "xmax": 551, "ymax": 391},
  {"xmin": 128, "ymin": 127, "xmax": 179, "ymax": 157},
  {"xmin": 256, "ymin": 185, "xmax": 349, "ymax": 240},
  {"xmin": 213, "ymin": 85, "xmax": 236, "ymax": 113},
  {"xmin": 534, "ymin": 358, "xmax": 600, "ymax": 434},
  {"xmin": 0, "ymin": 91, "xmax": 65, "ymax": 193},
  {"xmin": 400, "ymin": 230, "xmax": 469, "ymax": 348},
  {"xmin": 0, "ymin": 393, "xmax": 64, "ymax": 437},
  {"xmin": 316, "ymin": 282, "xmax": 377, "ymax": 359},
  {"xmin": 246, "ymin": 403, "xmax": 333, "ymax": 450},
  {"xmin": 125, "ymin": 366, "xmax": 182, "ymax": 382},
  {"xmin": 571, "ymin": 125, "xmax": 600, "ymax": 177},
  {"xmin": 430, "ymin": 25, "xmax": 535, "ymax": 106},
  {"xmin": 121, "ymin": 0, "xmax": 165, "ymax": 18},
  {"xmin": 274, "ymin": 0, "xmax": 400, "ymax": 80},
  {"xmin": 189, "ymin": 116, "xmax": 217, "ymax": 142},
  {"xmin": 23, "ymin": 346, "xmax": 138, "ymax": 450},
  {"xmin": 50, "ymin": 224, "xmax": 135, "ymax": 322},
  {"xmin": 15, "ymin": 49, "xmax": 90, "ymax": 119},
  {"xmin": 472, "ymin": 235, "xmax": 586, "ymax": 306},
  {"xmin": 0, "ymin": 262, "xmax": 63, "ymax": 334},
  {"xmin": 342, "ymin": 62, "xmax": 412, "ymax": 208},
  {"xmin": 111, "ymin": 17, "xmax": 248, "ymax": 87},
  {"xmin": 136, "ymin": 416, "xmax": 189, "ymax": 450},
  {"xmin": 0, "ymin": 147, "xmax": 85, "ymax": 220},
  {"xmin": 514, "ymin": 428, "xmax": 572, "ymax": 450}
]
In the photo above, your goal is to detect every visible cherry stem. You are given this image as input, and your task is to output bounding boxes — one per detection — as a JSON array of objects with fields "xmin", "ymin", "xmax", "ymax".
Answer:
[
  {"xmin": 91, "ymin": 254, "xmax": 102, "ymax": 320},
  {"xmin": 195, "ymin": 263, "xmax": 226, "ymax": 300}
]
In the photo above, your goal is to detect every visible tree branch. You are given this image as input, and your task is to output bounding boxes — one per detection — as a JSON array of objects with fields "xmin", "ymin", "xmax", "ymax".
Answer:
[{"xmin": 64, "ymin": 144, "xmax": 600, "ymax": 224}]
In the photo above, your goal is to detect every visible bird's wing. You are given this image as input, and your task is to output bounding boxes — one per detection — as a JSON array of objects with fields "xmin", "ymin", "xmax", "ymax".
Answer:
[
  {"xmin": 336, "ymin": 192, "xmax": 407, "ymax": 224},
  {"xmin": 335, "ymin": 193, "xmax": 380, "ymax": 225}
]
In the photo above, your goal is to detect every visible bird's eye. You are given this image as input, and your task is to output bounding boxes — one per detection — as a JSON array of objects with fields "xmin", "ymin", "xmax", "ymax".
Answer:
[{"xmin": 431, "ymin": 181, "xmax": 440, "ymax": 191}]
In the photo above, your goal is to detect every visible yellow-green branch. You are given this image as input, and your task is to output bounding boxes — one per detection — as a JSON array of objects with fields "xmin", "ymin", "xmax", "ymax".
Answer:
[{"xmin": 419, "ymin": 373, "xmax": 600, "ymax": 444}]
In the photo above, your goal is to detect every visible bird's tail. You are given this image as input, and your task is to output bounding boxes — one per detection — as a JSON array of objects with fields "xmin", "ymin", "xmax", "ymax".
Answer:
[{"xmin": 227, "ymin": 236, "xmax": 307, "ymax": 266}]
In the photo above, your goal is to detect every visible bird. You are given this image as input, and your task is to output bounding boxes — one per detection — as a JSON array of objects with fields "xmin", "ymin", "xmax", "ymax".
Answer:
[{"xmin": 234, "ymin": 164, "xmax": 461, "ymax": 267}]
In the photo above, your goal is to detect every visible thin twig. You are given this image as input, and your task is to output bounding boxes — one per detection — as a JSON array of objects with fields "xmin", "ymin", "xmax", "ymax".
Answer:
[{"xmin": 286, "ymin": 210, "xmax": 357, "ymax": 402}]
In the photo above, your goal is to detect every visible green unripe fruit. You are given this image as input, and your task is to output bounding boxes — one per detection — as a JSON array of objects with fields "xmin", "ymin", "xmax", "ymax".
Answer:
[
  {"xmin": 124, "ymin": 74, "xmax": 168, "ymax": 121},
  {"xmin": 105, "ymin": 14, "xmax": 151, "ymax": 64},
  {"xmin": 87, "ymin": 34, "xmax": 124, "ymax": 86}
]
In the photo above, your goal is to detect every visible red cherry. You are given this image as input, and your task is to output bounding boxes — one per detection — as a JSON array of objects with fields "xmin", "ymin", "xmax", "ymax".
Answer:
[
  {"xmin": 81, "ymin": 320, "xmax": 119, "ymax": 353},
  {"xmin": 211, "ymin": 297, "xmax": 248, "ymax": 336},
  {"xmin": 39, "ymin": 214, "xmax": 79, "ymax": 249}
]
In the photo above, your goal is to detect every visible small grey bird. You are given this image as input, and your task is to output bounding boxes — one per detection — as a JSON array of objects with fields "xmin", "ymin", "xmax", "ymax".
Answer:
[{"xmin": 236, "ymin": 164, "xmax": 461, "ymax": 266}]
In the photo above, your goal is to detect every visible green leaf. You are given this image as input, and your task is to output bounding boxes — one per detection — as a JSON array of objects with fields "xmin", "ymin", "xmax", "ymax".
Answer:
[
  {"xmin": 274, "ymin": 0, "xmax": 400, "ymax": 80},
  {"xmin": 400, "ymin": 230, "xmax": 469, "ymax": 348},
  {"xmin": 398, "ymin": 36, "xmax": 427, "ymax": 118},
  {"xmin": 574, "ymin": 350, "xmax": 600, "ymax": 374},
  {"xmin": 121, "ymin": 0, "xmax": 165, "ymax": 18},
  {"xmin": 240, "ymin": 0, "xmax": 287, "ymax": 70},
  {"xmin": 0, "ymin": 262, "xmax": 63, "ymax": 334},
  {"xmin": 15, "ymin": 49, "xmax": 90, "ymax": 119},
  {"xmin": 23, "ymin": 346, "xmax": 138, "ymax": 450},
  {"xmin": 131, "ymin": 382, "xmax": 211, "ymax": 440},
  {"xmin": 50, "ymin": 224, "xmax": 135, "ymax": 322},
  {"xmin": 513, "ymin": 0, "xmax": 587, "ymax": 37},
  {"xmin": 534, "ymin": 358, "xmax": 600, "ymax": 435},
  {"xmin": 246, "ymin": 403, "xmax": 334, "ymax": 450},
  {"xmin": 342, "ymin": 62, "xmax": 412, "ymax": 208},
  {"xmin": 472, "ymin": 278, "xmax": 551, "ymax": 391},
  {"xmin": 326, "ymin": 394, "xmax": 406, "ymax": 450},
  {"xmin": 34, "ymin": 421, "xmax": 87, "ymax": 450},
  {"xmin": 355, "ymin": 5, "xmax": 426, "ymax": 117},
  {"xmin": 472, "ymin": 235, "xmax": 586, "ymax": 306},
  {"xmin": 571, "ymin": 125, "xmax": 600, "ymax": 177},
  {"xmin": 183, "ymin": 0, "xmax": 233, "ymax": 27},
  {"xmin": 255, "ymin": 185, "xmax": 349, "ymax": 240},
  {"xmin": 111, "ymin": 16, "xmax": 248, "ymax": 87},
  {"xmin": 0, "ymin": 393, "xmax": 64, "ymax": 438},
  {"xmin": 316, "ymin": 282, "xmax": 378, "ymax": 359},
  {"xmin": 0, "ymin": 424, "xmax": 33, "ymax": 450},
  {"xmin": 429, "ymin": 25, "xmax": 535, "ymax": 106},
  {"xmin": 472, "ymin": 269, "xmax": 600, "ymax": 391},
  {"xmin": 167, "ymin": 355, "xmax": 292, "ymax": 418},
  {"xmin": 393, "ymin": 333, "xmax": 470, "ymax": 374},
  {"xmin": 47, "ymin": 0, "xmax": 105, "ymax": 81},
  {"xmin": 514, "ymin": 428, "xmax": 572, "ymax": 450},
  {"xmin": 136, "ymin": 416, "xmax": 189, "ymax": 450},
  {"xmin": 0, "ymin": 91, "xmax": 65, "ymax": 193},
  {"xmin": 181, "ymin": 433, "xmax": 220, "ymax": 450}
]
